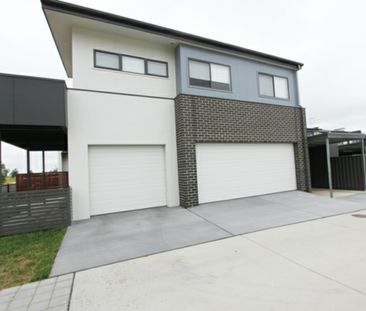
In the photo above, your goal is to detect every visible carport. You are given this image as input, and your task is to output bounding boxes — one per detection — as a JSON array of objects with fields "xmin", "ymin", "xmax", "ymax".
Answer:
[
  {"xmin": 307, "ymin": 128, "xmax": 366, "ymax": 198},
  {"xmin": 0, "ymin": 73, "xmax": 70, "ymax": 236},
  {"xmin": 0, "ymin": 125, "xmax": 67, "ymax": 192},
  {"xmin": 0, "ymin": 73, "xmax": 68, "ymax": 194}
]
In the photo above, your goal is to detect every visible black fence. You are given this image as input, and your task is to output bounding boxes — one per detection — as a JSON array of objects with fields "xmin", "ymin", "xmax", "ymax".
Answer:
[
  {"xmin": 0, "ymin": 188, "xmax": 71, "ymax": 236},
  {"xmin": 309, "ymin": 145, "xmax": 365, "ymax": 190},
  {"xmin": 331, "ymin": 156, "xmax": 365, "ymax": 190}
]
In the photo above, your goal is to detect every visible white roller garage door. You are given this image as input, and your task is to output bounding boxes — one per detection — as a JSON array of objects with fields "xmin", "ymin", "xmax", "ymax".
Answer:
[
  {"xmin": 89, "ymin": 145, "xmax": 167, "ymax": 215},
  {"xmin": 196, "ymin": 143, "xmax": 297, "ymax": 204}
]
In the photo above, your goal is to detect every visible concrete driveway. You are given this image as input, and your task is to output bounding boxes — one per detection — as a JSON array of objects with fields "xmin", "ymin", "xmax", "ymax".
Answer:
[
  {"xmin": 51, "ymin": 191, "xmax": 366, "ymax": 276},
  {"xmin": 69, "ymin": 210, "xmax": 366, "ymax": 311}
]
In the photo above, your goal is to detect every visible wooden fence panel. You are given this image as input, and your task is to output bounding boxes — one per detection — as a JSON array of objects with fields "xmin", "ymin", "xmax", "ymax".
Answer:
[
  {"xmin": 0, "ymin": 188, "xmax": 71, "ymax": 236},
  {"xmin": 16, "ymin": 172, "xmax": 69, "ymax": 192}
]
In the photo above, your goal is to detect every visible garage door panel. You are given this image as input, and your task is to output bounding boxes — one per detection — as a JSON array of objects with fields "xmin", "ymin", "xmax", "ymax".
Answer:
[
  {"xmin": 196, "ymin": 143, "xmax": 297, "ymax": 204},
  {"xmin": 89, "ymin": 145, "xmax": 167, "ymax": 215}
]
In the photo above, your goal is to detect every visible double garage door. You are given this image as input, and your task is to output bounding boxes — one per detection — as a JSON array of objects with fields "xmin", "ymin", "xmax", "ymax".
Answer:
[
  {"xmin": 196, "ymin": 143, "xmax": 297, "ymax": 203},
  {"xmin": 88, "ymin": 143, "xmax": 297, "ymax": 215}
]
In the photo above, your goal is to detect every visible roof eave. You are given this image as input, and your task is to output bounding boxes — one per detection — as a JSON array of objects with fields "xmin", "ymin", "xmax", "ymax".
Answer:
[{"xmin": 41, "ymin": 0, "xmax": 303, "ymax": 70}]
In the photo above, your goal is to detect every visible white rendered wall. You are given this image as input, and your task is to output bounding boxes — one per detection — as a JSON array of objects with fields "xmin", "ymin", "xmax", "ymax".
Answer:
[
  {"xmin": 67, "ymin": 89, "xmax": 180, "ymax": 220},
  {"xmin": 72, "ymin": 27, "xmax": 176, "ymax": 98}
]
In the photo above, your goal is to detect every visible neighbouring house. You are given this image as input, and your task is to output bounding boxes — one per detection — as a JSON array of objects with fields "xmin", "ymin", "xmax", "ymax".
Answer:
[
  {"xmin": 39, "ymin": 0, "xmax": 310, "ymax": 221},
  {"xmin": 0, "ymin": 73, "xmax": 70, "ymax": 236},
  {"xmin": 307, "ymin": 128, "xmax": 366, "ymax": 196}
]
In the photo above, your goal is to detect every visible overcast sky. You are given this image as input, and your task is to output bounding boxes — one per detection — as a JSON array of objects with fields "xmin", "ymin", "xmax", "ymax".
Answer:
[{"xmin": 1, "ymin": 0, "xmax": 365, "ymax": 172}]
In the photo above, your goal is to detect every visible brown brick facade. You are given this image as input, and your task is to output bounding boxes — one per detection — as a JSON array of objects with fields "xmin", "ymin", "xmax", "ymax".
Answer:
[{"xmin": 175, "ymin": 94, "xmax": 311, "ymax": 207}]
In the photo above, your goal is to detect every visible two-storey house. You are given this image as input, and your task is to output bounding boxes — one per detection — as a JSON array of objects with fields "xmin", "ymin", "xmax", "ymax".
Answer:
[{"xmin": 42, "ymin": 0, "xmax": 311, "ymax": 221}]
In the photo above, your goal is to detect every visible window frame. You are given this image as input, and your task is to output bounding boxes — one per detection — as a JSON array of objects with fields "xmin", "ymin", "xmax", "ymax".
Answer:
[
  {"xmin": 121, "ymin": 54, "xmax": 146, "ymax": 75},
  {"xmin": 93, "ymin": 49, "xmax": 169, "ymax": 78},
  {"xmin": 188, "ymin": 58, "xmax": 232, "ymax": 92},
  {"xmin": 257, "ymin": 72, "xmax": 290, "ymax": 100},
  {"xmin": 146, "ymin": 59, "xmax": 169, "ymax": 77},
  {"xmin": 94, "ymin": 50, "xmax": 121, "ymax": 71}
]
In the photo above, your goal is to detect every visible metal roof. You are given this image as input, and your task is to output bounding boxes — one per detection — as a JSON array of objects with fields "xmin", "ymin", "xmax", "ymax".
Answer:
[
  {"xmin": 41, "ymin": 0, "xmax": 303, "ymax": 69},
  {"xmin": 307, "ymin": 128, "xmax": 366, "ymax": 146}
]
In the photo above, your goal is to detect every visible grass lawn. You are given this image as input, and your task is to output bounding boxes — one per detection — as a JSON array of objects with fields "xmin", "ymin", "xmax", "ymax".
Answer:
[
  {"xmin": 0, "ymin": 228, "xmax": 66, "ymax": 290},
  {"xmin": 3, "ymin": 176, "xmax": 16, "ymax": 184}
]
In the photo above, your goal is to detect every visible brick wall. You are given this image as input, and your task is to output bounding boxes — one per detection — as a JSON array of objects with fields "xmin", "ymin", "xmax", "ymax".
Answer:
[{"xmin": 175, "ymin": 94, "xmax": 311, "ymax": 207}]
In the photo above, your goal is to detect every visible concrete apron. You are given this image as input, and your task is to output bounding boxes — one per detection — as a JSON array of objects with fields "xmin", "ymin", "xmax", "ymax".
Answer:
[
  {"xmin": 70, "ymin": 210, "xmax": 366, "ymax": 311},
  {"xmin": 50, "ymin": 190, "xmax": 366, "ymax": 276}
]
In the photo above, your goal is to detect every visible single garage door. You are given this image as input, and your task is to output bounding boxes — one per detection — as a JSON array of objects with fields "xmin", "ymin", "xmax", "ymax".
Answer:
[
  {"xmin": 89, "ymin": 145, "xmax": 167, "ymax": 215},
  {"xmin": 196, "ymin": 143, "xmax": 297, "ymax": 204}
]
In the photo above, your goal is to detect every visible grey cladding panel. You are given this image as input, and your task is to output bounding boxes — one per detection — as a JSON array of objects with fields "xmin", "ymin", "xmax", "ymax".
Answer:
[
  {"xmin": 176, "ymin": 44, "xmax": 300, "ymax": 107},
  {"xmin": 14, "ymin": 78, "xmax": 65, "ymax": 126},
  {"xmin": 0, "ymin": 76, "xmax": 14, "ymax": 124}
]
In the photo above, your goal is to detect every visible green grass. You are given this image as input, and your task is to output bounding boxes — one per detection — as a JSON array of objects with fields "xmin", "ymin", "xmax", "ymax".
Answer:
[
  {"xmin": 0, "ymin": 228, "xmax": 66, "ymax": 289},
  {"xmin": 3, "ymin": 176, "xmax": 15, "ymax": 184}
]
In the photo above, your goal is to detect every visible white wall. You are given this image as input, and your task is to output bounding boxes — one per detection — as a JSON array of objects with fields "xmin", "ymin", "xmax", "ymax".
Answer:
[
  {"xmin": 61, "ymin": 153, "xmax": 68, "ymax": 172},
  {"xmin": 72, "ymin": 27, "xmax": 176, "ymax": 98},
  {"xmin": 67, "ymin": 89, "xmax": 180, "ymax": 220}
]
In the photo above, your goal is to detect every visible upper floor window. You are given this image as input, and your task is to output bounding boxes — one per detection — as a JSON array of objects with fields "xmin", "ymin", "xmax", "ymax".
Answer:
[
  {"xmin": 94, "ymin": 50, "xmax": 168, "ymax": 78},
  {"xmin": 147, "ymin": 60, "xmax": 168, "ymax": 77},
  {"xmin": 95, "ymin": 51, "xmax": 120, "ymax": 70},
  {"xmin": 258, "ymin": 73, "xmax": 289, "ymax": 99},
  {"xmin": 189, "ymin": 59, "xmax": 231, "ymax": 91},
  {"xmin": 122, "ymin": 56, "xmax": 145, "ymax": 74}
]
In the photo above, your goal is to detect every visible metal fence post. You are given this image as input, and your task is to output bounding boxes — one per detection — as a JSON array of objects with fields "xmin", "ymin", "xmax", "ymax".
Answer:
[{"xmin": 325, "ymin": 137, "xmax": 333, "ymax": 198}]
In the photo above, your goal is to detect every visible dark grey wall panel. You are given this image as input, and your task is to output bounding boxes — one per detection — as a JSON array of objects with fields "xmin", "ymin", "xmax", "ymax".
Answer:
[
  {"xmin": 309, "ymin": 146, "xmax": 328, "ymax": 188},
  {"xmin": 0, "ymin": 76, "xmax": 14, "ymax": 124},
  {"xmin": 0, "ymin": 73, "xmax": 66, "ymax": 127},
  {"xmin": 14, "ymin": 77, "xmax": 65, "ymax": 126}
]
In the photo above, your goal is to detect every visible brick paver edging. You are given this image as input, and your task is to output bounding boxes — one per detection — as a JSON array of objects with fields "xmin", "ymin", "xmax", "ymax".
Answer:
[{"xmin": 0, "ymin": 273, "xmax": 74, "ymax": 311}]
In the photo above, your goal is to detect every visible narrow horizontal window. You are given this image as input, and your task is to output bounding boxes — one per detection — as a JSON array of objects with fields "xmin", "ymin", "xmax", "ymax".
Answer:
[
  {"xmin": 93, "ymin": 49, "xmax": 168, "ymax": 78},
  {"xmin": 259, "ymin": 73, "xmax": 289, "ymax": 99},
  {"xmin": 147, "ymin": 61, "xmax": 168, "ymax": 77},
  {"xmin": 95, "ymin": 51, "xmax": 120, "ymax": 70},
  {"xmin": 189, "ymin": 59, "xmax": 231, "ymax": 91},
  {"xmin": 122, "ymin": 56, "xmax": 145, "ymax": 74}
]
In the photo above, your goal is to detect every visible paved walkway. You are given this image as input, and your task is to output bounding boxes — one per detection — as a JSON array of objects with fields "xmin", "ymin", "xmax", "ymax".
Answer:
[
  {"xmin": 0, "ymin": 274, "xmax": 73, "ymax": 311},
  {"xmin": 51, "ymin": 191, "xmax": 366, "ymax": 276}
]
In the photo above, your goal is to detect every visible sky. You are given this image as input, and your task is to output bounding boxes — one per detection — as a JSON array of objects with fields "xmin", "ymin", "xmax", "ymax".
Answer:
[{"xmin": 0, "ymin": 0, "xmax": 365, "ymax": 172}]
